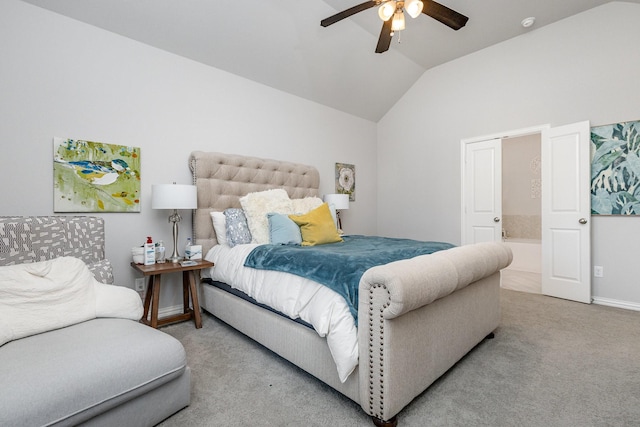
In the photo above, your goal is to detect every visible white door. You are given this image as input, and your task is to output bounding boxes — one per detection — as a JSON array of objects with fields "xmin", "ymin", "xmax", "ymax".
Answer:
[
  {"xmin": 541, "ymin": 121, "xmax": 591, "ymax": 303},
  {"xmin": 462, "ymin": 138, "xmax": 502, "ymax": 244}
]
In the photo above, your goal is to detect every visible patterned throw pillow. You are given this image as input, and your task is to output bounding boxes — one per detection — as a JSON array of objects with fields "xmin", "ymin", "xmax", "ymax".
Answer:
[{"xmin": 224, "ymin": 208, "xmax": 252, "ymax": 248}]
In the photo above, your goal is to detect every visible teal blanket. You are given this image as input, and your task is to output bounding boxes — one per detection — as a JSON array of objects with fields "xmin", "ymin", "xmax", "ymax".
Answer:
[{"xmin": 244, "ymin": 235, "xmax": 454, "ymax": 321}]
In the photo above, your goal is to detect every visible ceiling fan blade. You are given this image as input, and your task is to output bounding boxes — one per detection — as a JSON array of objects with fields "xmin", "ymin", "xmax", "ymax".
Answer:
[
  {"xmin": 375, "ymin": 19, "xmax": 393, "ymax": 53},
  {"xmin": 321, "ymin": 1, "xmax": 377, "ymax": 27},
  {"xmin": 422, "ymin": 0, "xmax": 469, "ymax": 30}
]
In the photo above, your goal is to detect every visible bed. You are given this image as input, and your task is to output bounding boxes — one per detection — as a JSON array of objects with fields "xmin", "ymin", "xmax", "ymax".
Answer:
[{"xmin": 190, "ymin": 151, "xmax": 512, "ymax": 426}]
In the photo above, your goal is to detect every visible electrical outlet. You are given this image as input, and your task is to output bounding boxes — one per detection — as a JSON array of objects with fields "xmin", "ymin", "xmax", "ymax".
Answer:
[
  {"xmin": 135, "ymin": 278, "xmax": 145, "ymax": 292},
  {"xmin": 594, "ymin": 266, "xmax": 604, "ymax": 278}
]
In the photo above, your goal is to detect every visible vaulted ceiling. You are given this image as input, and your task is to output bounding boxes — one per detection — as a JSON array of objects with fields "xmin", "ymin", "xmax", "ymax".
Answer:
[{"xmin": 21, "ymin": 0, "xmax": 638, "ymax": 121}]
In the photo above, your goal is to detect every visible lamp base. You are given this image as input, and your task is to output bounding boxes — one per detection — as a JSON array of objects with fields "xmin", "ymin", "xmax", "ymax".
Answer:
[{"xmin": 168, "ymin": 209, "xmax": 183, "ymax": 263}]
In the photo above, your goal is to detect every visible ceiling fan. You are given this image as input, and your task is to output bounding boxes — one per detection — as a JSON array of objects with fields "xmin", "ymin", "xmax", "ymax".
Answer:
[{"xmin": 321, "ymin": 0, "xmax": 469, "ymax": 53}]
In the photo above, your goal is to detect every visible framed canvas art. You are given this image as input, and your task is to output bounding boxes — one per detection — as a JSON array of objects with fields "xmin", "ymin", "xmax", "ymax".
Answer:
[
  {"xmin": 335, "ymin": 162, "xmax": 355, "ymax": 201},
  {"xmin": 53, "ymin": 137, "xmax": 141, "ymax": 212},
  {"xmin": 591, "ymin": 120, "xmax": 640, "ymax": 215}
]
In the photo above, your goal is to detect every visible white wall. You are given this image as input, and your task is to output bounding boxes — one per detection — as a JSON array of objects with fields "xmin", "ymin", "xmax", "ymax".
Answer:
[
  {"xmin": 0, "ymin": 0, "xmax": 377, "ymax": 310},
  {"xmin": 502, "ymin": 134, "xmax": 541, "ymax": 240},
  {"xmin": 378, "ymin": 2, "xmax": 640, "ymax": 306},
  {"xmin": 502, "ymin": 135, "xmax": 541, "ymax": 217}
]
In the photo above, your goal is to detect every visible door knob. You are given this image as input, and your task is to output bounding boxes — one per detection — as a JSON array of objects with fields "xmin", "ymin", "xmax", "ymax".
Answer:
[
  {"xmin": 494, "ymin": 217, "xmax": 500, "ymax": 222},
  {"xmin": 579, "ymin": 218, "xmax": 588, "ymax": 224}
]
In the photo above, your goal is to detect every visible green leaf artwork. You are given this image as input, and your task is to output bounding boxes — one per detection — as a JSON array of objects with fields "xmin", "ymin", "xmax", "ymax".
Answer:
[
  {"xmin": 53, "ymin": 137, "xmax": 141, "ymax": 212},
  {"xmin": 591, "ymin": 120, "xmax": 640, "ymax": 215}
]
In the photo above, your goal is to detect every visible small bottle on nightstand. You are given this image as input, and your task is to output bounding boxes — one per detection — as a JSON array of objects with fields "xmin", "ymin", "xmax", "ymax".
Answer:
[
  {"xmin": 144, "ymin": 236, "xmax": 155, "ymax": 266},
  {"xmin": 184, "ymin": 237, "xmax": 192, "ymax": 260},
  {"xmin": 156, "ymin": 240, "xmax": 166, "ymax": 263}
]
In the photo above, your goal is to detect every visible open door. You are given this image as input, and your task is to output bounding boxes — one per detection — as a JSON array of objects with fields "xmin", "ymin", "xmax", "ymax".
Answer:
[
  {"xmin": 462, "ymin": 138, "xmax": 502, "ymax": 244},
  {"xmin": 541, "ymin": 121, "xmax": 591, "ymax": 303}
]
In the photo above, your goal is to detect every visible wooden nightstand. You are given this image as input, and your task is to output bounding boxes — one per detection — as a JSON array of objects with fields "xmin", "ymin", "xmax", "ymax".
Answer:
[{"xmin": 131, "ymin": 259, "xmax": 214, "ymax": 329}]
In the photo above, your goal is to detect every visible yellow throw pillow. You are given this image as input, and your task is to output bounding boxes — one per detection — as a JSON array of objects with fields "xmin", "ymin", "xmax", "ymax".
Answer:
[{"xmin": 289, "ymin": 203, "xmax": 343, "ymax": 246}]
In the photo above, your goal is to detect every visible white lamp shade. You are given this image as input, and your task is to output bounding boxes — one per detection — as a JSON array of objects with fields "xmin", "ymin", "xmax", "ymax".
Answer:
[
  {"xmin": 378, "ymin": 1, "xmax": 396, "ymax": 21},
  {"xmin": 152, "ymin": 184, "xmax": 197, "ymax": 209},
  {"xmin": 323, "ymin": 193, "xmax": 349, "ymax": 210},
  {"xmin": 405, "ymin": 0, "xmax": 424, "ymax": 18},
  {"xmin": 391, "ymin": 10, "xmax": 406, "ymax": 31}
]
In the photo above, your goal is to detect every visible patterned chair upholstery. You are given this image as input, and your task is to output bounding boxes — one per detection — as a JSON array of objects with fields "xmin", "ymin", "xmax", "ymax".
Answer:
[{"xmin": 0, "ymin": 216, "xmax": 114, "ymax": 284}]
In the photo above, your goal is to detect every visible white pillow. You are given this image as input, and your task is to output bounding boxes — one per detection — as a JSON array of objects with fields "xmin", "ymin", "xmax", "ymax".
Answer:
[
  {"xmin": 291, "ymin": 196, "xmax": 323, "ymax": 214},
  {"xmin": 327, "ymin": 203, "xmax": 338, "ymax": 228},
  {"xmin": 240, "ymin": 189, "xmax": 293, "ymax": 245},
  {"xmin": 210, "ymin": 211, "xmax": 228, "ymax": 245}
]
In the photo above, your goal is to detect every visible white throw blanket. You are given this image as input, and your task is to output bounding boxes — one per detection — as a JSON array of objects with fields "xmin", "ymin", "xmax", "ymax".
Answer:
[{"xmin": 0, "ymin": 257, "xmax": 143, "ymax": 347}]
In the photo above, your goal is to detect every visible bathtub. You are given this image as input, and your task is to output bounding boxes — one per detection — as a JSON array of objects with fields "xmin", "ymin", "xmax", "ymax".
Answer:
[
  {"xmin": 502, "ymin": 238, "xmax": 541, "ymax": 293},
  {"xmin": 503, "ymin": 238, "xmax": 541, "ymax": 273}
]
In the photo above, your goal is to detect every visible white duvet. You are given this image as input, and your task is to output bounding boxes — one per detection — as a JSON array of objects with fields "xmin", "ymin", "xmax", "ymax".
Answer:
[{"xmin": 203, "ymin": 244, "xmax": 358, "ymax": 382}]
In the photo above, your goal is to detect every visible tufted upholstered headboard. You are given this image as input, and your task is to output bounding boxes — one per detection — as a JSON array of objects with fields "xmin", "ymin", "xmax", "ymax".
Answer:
[{"xmin": 189, "ymin": 151, "xmax": 320, "ymax": 255}]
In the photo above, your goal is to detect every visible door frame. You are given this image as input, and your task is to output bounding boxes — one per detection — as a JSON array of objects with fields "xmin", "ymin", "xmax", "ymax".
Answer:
[{"xmin": 460, "ymin": 124, "xmax": 550, "ymax": 244}]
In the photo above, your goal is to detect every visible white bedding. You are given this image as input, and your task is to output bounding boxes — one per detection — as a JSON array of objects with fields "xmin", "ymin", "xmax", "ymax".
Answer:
[{"xmin": 202, "ymin": 244, "xmax": 358, "ymax": 382}]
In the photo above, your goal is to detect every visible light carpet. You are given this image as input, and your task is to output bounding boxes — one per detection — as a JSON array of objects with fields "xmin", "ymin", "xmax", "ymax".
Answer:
[{"xmin": 158, "ymin": 289, "xmax": 640, "ymax": 426}]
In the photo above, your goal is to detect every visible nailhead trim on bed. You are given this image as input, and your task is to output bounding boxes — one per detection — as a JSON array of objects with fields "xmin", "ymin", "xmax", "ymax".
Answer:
[{"xmin": 367, "ymin": 283, "xmax": 391, "ymax": 420}]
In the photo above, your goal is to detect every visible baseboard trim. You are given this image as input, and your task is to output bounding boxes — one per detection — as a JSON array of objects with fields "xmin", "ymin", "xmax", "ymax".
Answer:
[
  {"xmin": 592, "ymin": 297, "xmax": 640, "ymax": 312},
  {"xmin": 159, "ymin": 304, "xmax": 187, "ymax": 318}
]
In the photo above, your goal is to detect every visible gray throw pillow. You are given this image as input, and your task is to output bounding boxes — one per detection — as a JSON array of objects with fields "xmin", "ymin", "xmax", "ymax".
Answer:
[{"xmin": 224, "ymin": 208, "xmax": 252, "ymax": 247}]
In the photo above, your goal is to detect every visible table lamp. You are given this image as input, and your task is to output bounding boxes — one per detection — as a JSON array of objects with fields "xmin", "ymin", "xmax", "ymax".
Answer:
[
  {"xmin": 323, "ymin": 193, "xmax": 349, "ymax": 231},
  {"xmin": 152, "ymin": 183, "xmax": 197, "ymax": 263}
]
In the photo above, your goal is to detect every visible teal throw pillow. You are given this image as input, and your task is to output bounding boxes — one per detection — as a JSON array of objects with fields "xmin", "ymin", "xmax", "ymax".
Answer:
[{"xmin": 268, "ymin": 213, "xmax": 302, "ymax": 245}]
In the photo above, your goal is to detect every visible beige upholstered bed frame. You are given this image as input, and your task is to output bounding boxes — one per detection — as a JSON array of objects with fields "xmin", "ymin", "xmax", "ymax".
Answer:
[{"xmin": 190, "ymin": 151, "xmax": 512, "ymax": 426}]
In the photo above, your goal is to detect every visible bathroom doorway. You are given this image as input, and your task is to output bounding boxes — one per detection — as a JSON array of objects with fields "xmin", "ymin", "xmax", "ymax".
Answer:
[
  {"xmin": 501, "ymin": 134, "xmax": 542, "ymax": 294},
  {"xmin": 461, "ymin": 121, "xmax": 592, "ymax": 303}
]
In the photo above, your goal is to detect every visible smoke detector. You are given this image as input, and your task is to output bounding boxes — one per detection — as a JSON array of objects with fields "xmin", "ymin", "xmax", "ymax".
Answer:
[{"xmin": 521, "ymin": 17, "xmax": 536, "ymax": 28}]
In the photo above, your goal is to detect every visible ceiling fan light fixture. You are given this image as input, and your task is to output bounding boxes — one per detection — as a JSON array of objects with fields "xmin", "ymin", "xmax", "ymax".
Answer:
[
  {"xmin": 378, "ymin": 1, "xmax": 396, "ymax": 21},
  {"xmin": 404, "ymin": 0, "xmax": 424, "ymax": 19},
  {"xmin": 391, "ymin": 10, "xmax": 405, "ymax": 31},
  {"xmin": 320, "ymin": 0, "xmax": 469, "ymax": 54}
]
